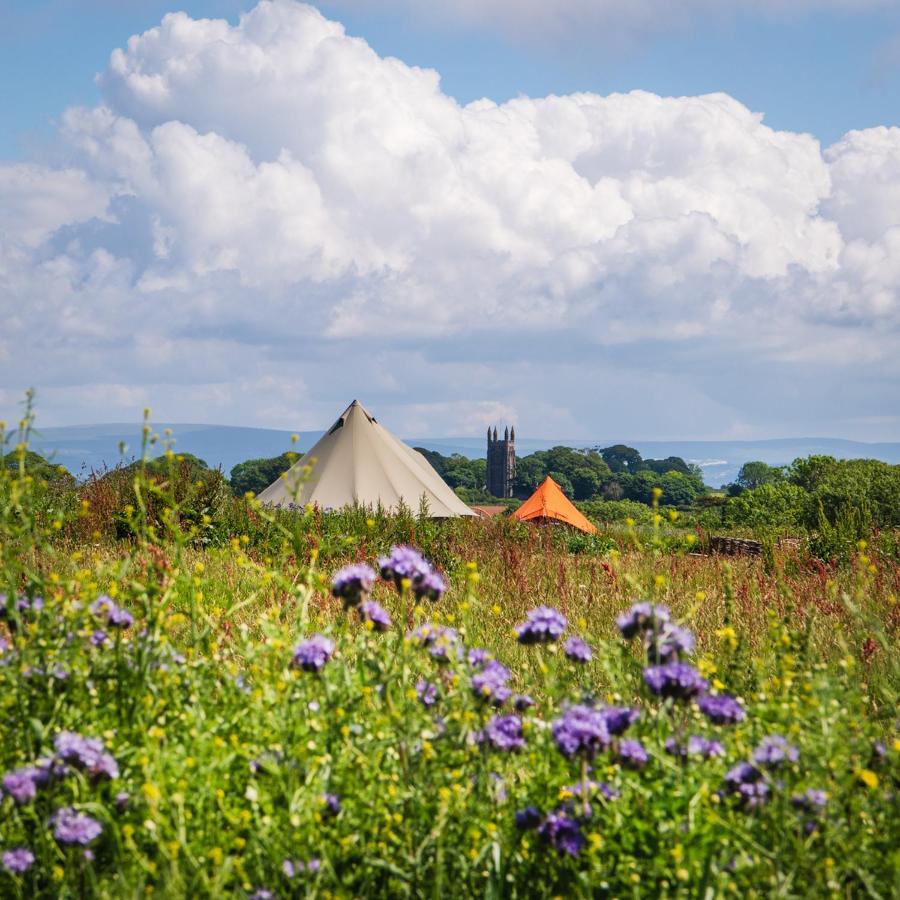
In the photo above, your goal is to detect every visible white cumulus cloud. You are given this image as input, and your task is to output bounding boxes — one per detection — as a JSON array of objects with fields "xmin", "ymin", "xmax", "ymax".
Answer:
[{"xmin": 0, "ymin": 0, "xmax": 898, "ymax": 440}]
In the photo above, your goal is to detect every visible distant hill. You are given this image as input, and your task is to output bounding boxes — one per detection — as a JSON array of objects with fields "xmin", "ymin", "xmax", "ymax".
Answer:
[{"xmin": 15, "ymin": 424, "xmax": 900, "ymax": 488}]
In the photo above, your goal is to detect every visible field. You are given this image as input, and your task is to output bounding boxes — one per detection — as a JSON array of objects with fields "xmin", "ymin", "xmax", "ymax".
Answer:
[{"xmin": 1, "ymin": 444, "xmax": 899, "ymax": 897}]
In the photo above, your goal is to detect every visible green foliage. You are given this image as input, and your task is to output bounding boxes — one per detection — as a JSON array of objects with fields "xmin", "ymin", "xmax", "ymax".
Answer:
[
  {"xmin": 598, "ymin": 444, "xmax": 643, "ymax": 474},
  {"xmin": 724, "ymin": 482, "xmax": 808, "ymax": 530},
  {"xmin": 728, "ymin": 460, "xmax": 786, "ymax": 495},
  {"xmin": 1, "ymin": 449, "xmax": 75, "ymax": 486},
  {"xmin": 229, "ymin": 451, "xmax": 298, "ymax": 497}
]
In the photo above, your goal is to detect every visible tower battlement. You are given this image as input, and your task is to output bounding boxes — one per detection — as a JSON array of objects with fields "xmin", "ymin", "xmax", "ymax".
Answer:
[{"xmin": 486, "ymin": 425, "xmax": 516, "ymax": 498}]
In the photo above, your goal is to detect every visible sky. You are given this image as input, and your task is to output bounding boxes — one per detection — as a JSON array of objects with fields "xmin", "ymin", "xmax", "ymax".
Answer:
[{"xmin": 1, "ymin": 0, "xmax": 899, "ymax": 441}]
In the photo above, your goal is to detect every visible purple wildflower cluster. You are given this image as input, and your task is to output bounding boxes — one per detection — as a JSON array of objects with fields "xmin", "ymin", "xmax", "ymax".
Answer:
[
  {"xmin": 358, "ymin": 600, "xmax": 392, "ymax": 631},
  {"xmin": 515, "ymin": 606, "xmax": 567, "ymax": 644},
  {"xmin": 377, "ymin": 546, "xmax": 446, "ymax": 602},
  {"xmin": 467, "ymin": 647, "xmax": 492, "ymax": 667},
  {"xmin": 643, "ymin": 661, "xmax": 708, "ymax": 700},
  {"xmin": 291, "ymin": 635, "xmax": 335, "ymax": 673},
  {"xmin": 331, "ymin": 563, "xmax": 376, "ymax": 607},
  {"xmin": 617, "ymin": 739, "xmax": 649, "ymax": 770},
  {"xmin": 666, "ymin": 736, "xmax": 725, "ymax": 760},
  {"xmin": 471, "ymin": 660, "xmax": 512, "ymax": 706},
  {"xmin": 722, "ymin": 736, "xmax": 799, "ymax": 809},
  {"xmin": 409, "ymin": 624, "xmax": 460, "ymax": 662},
  {"xmin": 89, "ymin": 595, "xmax": 134, "ymax": 629},
  {"xmin": 54, "ymin": 731, "xmax": 119, "ymax": 781},
  {"xmin": 563, "ymin": 636, "xmax": 592, "ymax": 663},
  {"xmin": 480, "ymin": 714, "xmax": 526, "ymax": 752},
  {"xmin": 51, "ymin": 807, "xmax": 104, "ymax": 845},
  {"xmin": 698, "ymin": 694, "xmax": 745, "ymax": 725},
  {"xmin": 551, "ymin": 705, "xmax": 611, "ymax": 758},
  {"xmin": 615, "ymin": 601, "xmax": 669, "ymax": 639},
  {"xmin": 537, "ymin": 811, "xmax": 584, "ymax": 857},
  {"xmin": 1, "ymin": 731, "xmax": 118, "ymax": 814},
  {"xmin": 517, "ymin": 780, "xmax": 619, "ymax": 858},
  {"xmin": 416, "ymin": 679, "xmax": 438, "ymax": 707},
  {"xmin": 753, "ymin": 735, "xmax": 799, "ymax": 767},
  {"xmin": 723, "ymin": 762, "xmax": 768, "ymax": 808},
  {"xmin": 1, "ymin": 848, "xmax": 34, "ymax": 874}
]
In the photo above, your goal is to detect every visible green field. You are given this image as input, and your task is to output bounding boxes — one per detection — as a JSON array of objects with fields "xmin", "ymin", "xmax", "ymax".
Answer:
[{"xmin": 1, "ymin": 432, "xmax": 898, "ymax": 898}]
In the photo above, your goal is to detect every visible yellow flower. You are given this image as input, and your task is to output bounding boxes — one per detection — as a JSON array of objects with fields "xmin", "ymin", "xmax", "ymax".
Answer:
[{"xmin": 856, "ymin": 769, "xmax": 879, "ymax": 789}]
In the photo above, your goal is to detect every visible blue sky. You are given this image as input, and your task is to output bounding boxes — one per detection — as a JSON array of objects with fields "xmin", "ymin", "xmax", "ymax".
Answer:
[
  {"xmin": 3, "ymin": 0, "xmax": 899, "ymax": 159},
  {"xmin": 1, "ymin": 0, "xmax": 898, "ymax": 441}
]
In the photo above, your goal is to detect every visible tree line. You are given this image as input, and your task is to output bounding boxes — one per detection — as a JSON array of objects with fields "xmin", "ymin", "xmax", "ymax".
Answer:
[{"xmin": 417, "ymin": 444, "xmax": 706, "ymax": 506}]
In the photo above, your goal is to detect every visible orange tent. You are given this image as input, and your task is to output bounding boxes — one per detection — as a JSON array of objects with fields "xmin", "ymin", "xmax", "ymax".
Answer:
[{"xmin": 512, "ymin": 476, "xmax": 598, "ymax": 534}]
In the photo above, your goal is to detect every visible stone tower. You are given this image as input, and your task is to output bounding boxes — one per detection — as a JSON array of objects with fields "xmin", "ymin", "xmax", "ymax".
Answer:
[{"xmin": 486, "ymin": 425, "xmax": 516, "ymax": 498}]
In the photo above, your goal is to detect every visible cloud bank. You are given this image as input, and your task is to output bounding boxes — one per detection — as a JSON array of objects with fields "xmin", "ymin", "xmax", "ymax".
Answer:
[{"xmin": 0, "ymin": 0, "xmax": 898, "ymax": 439}]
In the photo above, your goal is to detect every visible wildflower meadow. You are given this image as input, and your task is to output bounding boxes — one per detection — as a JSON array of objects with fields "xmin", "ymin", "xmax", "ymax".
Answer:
[{"xmin": 1, "ymin": 415, "xmax": 898, "ymax": 898}]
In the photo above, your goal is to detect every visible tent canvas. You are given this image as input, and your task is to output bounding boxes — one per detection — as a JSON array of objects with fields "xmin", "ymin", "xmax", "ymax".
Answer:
[
  {"xmin": 512, "ymin": 475, "xmax": 598, "ymax": 534},
  {"xmin": 257, "ymin": 400, "xmax": 475, "ymax": 518}
]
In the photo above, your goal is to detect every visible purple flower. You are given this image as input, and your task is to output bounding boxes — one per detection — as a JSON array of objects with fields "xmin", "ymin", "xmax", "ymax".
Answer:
[
  {"xmin": 331, "ymin": 563, "xmax": 376, "ymax": 607},
  {"xmin": 513, "ymin": 694, "xmax": 535, "ymax": 712},
  {"xmin": 321, "ymin": 793, "xmax": 341, "ymax": 817},
  {"xmin": 481, "ymin": 715, "xmax": 525, "ymax": 752},
  {"xmin": 249, "ymin": 892, "xmax": 274, "ymax": 900},
  {"xmin": 291, "ymin": 634, "xmax": 335, "ymax": 673},
  {"xmin": 515, "ymin": 606, "xmax": 567, "ymax": 644},
  {"xmin": 51, "ymin": 807, "xmax": 103, "ymax": 845},
  {"xmin": 538, "ymin": 811, "xmax": 584, "ymax": 857},
  {"xmin": 753, "ymin": 735, "xmax": 799, "ymax": 767},
  {"xmin": 723, "ymin": 761, "xmax": 770, "ymax": 806},
  {"xmin": 687, "ymin": 736, "xmax": 725, "ymax": 758},
  {"xmin": 615, "ymin": 601, "xmax": 670, "ymax": 639},
  {"xmin": 416, "ymin": 679, "xmax": 438, "ymax": 707},
  {"xmin": 53, "ymin": 732, "xmax": 119, "ymax": 781},
  {"xmin": 115, "ymin": 792, "xmax": 130, "ymax": 812},
  {"xmin": 409, "ymin": 624, "xmax": 460, "ymax": 661},
  {"xmin": 515, "ymin": 806, "xmax": 542, "ymax": 829},
  {"xmin": 2, "ymin": 768, "xmax": 39, "ymax": 804},
  {"xmin": 618, "ymin": 739, "xmax": 649, "ymax": 770},
  {"xmin": 698, "ymin": 694, "xmax": 745, "ymax": 725},
  {"xmin": 471, "ymin": 660, "xmax": 512, "ymax": 706},
  {"xmin": 378, "ymin": 546, "xmax": 445, "ymax": 600},
  {"xmin": 13, "ymin": 595, "xmax": 44, "ymax": 617},
  {"xmin": 551, "ymin": 705, "xmax": 610, "ymax": 758},
  {"xmin": 90, "ymin": 630, "xmax": 108, "ymax": 648},
  {"xmin": 467, "ymin": 647, "xmax": 492, "ymax": 668},
  {"xmin": 358, "ymin": 600, "xmax": 392, "ymax": 631},
  {"xmin": 791, "ymin": 788, "xmax": 827, "ymax": 811},
  {"xmin": 645, "ymin": 623, "xmax": 695, "ymax": 663},
  {"xmin": 563, "ymin": 636, "xmax": 592, "ymax": 663},
  {"xmin": 598, "ymin": 706, "xmax": 639, "ymax": 736},
  {"xmin": 1, "ymin": 848, "xmax": 34, "ymax": 874},
  {"xmin": 89, "ymin": 596, "xmax": 133, "ymax": 629},
  {"xmin": 414, "ymin": 570, "xmax": 447, "ymax": 603},
  {"xmin": 643, "ymin": 662, "xmax": 708, "ymax": 700}
]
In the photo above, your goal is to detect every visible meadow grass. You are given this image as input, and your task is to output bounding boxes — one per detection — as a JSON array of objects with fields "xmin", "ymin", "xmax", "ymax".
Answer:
[{"xmin": 1, "ymin": 439, "xmax": 898, "ymax": 897}]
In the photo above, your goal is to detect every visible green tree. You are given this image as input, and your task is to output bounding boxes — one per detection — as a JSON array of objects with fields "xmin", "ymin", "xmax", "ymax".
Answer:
[
  {"xmin": 599, "ymin": 444, "xmax": 643, "ymax": 474},
  {"xmin": 230, "ymin": 452, "xmax": 297, "ymax": 497},
  {"xmin": 735, "ymin": 461, "xmax": 785, "ymax": 491}
]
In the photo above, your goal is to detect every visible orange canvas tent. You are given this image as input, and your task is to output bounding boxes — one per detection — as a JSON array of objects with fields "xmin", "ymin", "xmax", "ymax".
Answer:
[{"xmin": 512, "ymin": 476, "xmax": 598, "ymax": 534}]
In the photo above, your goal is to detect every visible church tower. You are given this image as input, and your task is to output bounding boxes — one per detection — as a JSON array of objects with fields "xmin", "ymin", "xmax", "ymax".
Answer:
[{"xmin": 486, "ymin": 425, "xmax": 516, "ymax": 497}]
